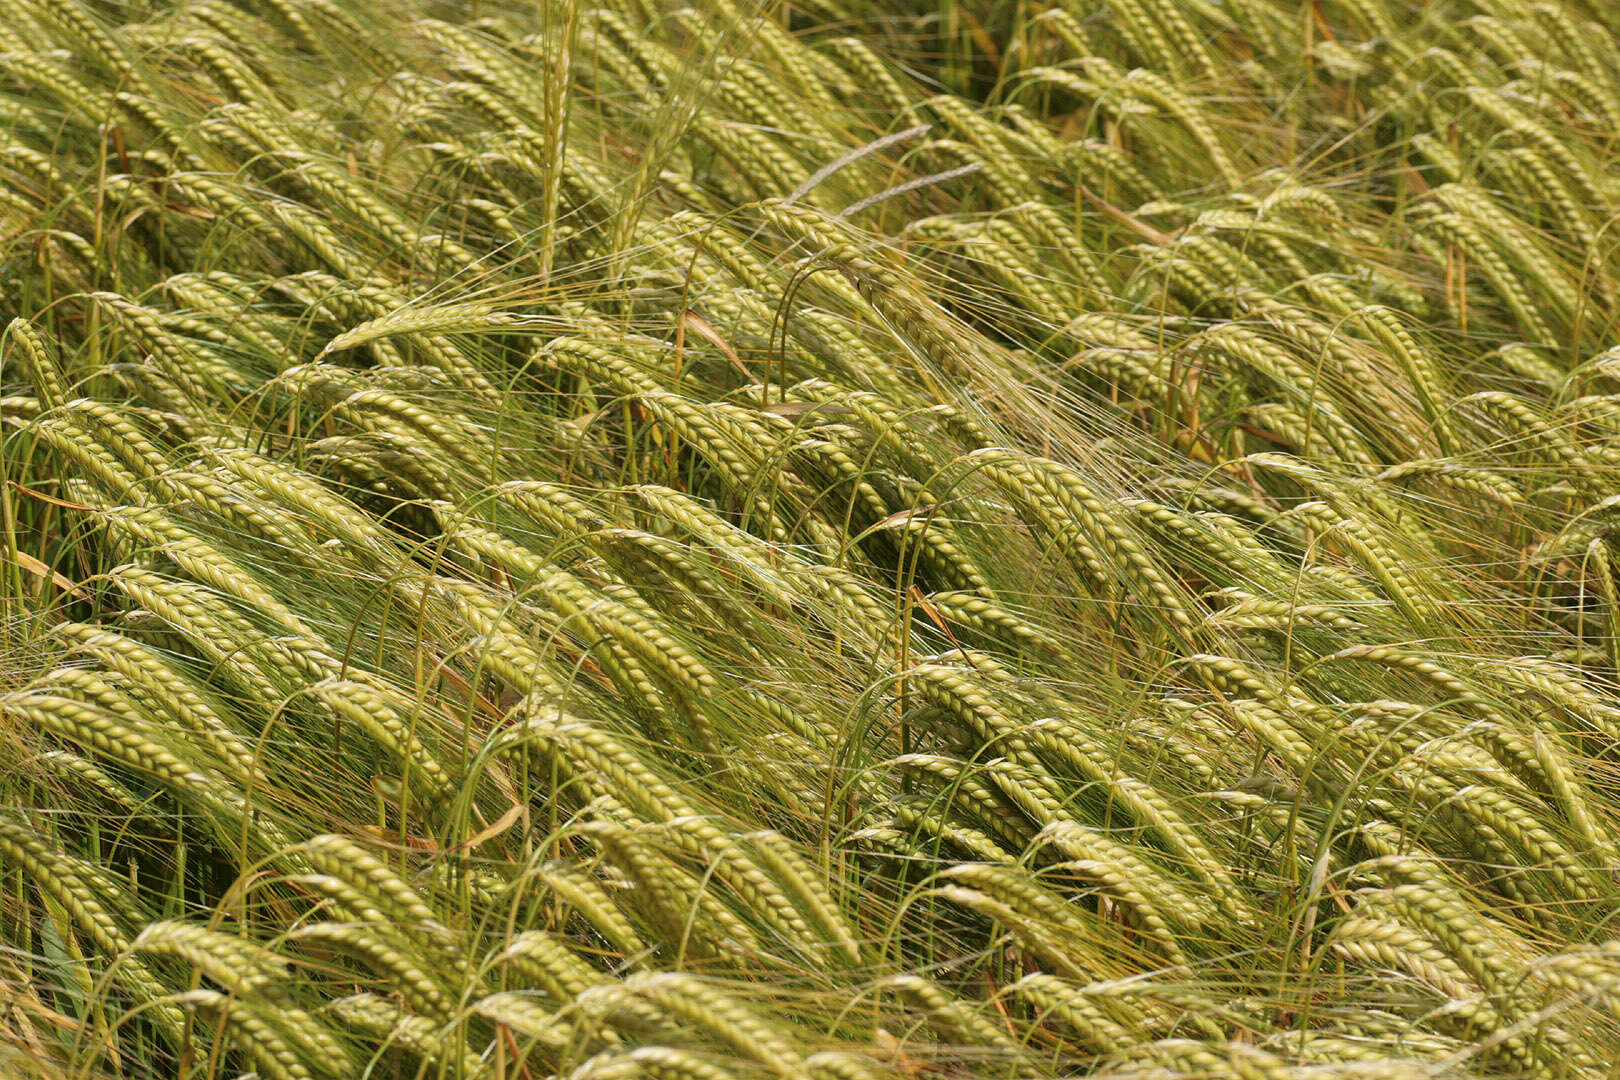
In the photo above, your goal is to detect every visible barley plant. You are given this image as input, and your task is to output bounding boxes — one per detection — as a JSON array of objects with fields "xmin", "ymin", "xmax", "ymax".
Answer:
[{"xmin": 5, "ymin": 0, "xmax": 1620, "ymax": 1077}]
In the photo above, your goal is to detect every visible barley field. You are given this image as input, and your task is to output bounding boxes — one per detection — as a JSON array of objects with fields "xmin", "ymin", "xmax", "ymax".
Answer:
[{"xmin": 3, "ymin": 0, "xmax": 1620, "ymax": 1077}]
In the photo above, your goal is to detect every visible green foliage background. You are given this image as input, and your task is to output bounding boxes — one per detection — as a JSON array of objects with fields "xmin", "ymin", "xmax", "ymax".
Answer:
[{"xmin": 4, "ymin": 0, "xmax": 1620, "ymax": 1077}]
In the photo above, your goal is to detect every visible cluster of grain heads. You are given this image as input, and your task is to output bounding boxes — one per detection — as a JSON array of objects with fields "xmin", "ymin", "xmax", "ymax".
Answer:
[{"xmin": 6, "ymin": 0, "xmax": 1620, "ymax": 1076}]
